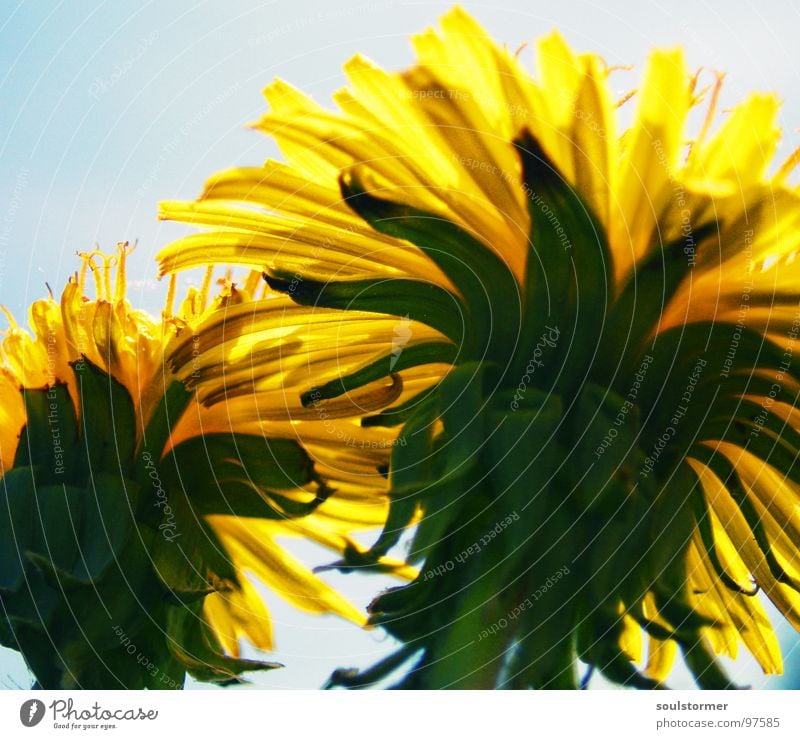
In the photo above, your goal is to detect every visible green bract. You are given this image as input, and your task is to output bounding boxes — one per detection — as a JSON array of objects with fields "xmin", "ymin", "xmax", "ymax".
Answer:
[
  {"xmin": 263, "ymin": 132, "xmax": 798, "ymax": 689},
  {"xmin": 0, "ymin": 358, "xmax": 329, "ymax": 688}
]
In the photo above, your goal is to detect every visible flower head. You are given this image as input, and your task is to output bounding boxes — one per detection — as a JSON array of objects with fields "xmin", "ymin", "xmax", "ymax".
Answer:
[
  {"xmin": 159, "ymin": 8, "xmax": 800, "ymax": 688},
  {"xmin": 0, "ymin": 243, "xmax": 396, "ymax": 688}
]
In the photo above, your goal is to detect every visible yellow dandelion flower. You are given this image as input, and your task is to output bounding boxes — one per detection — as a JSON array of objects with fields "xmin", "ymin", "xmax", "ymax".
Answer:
[
  {"xmin": 158, "ymin": 7, "xmax": 800, "ymax": 689},
  {"xmin": 0, "ymin": 242, "xmax": 397, "ymax": 689}
]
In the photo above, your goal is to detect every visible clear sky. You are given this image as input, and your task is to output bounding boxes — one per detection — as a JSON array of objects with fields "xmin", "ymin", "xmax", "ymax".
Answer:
[{"xmin": 1, "ymin": 0, "xmax": 800, "ymax": 689}]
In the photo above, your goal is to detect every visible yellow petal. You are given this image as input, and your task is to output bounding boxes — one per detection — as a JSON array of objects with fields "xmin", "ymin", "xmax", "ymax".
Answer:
[{"xmin": 610, "ymin": 48, "xmax": 691, "ymax": 280}]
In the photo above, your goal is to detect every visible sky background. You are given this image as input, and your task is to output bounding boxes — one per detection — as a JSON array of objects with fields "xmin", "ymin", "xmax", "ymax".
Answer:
[{"xmin": 1, "ymin": 0, "xmax": 800, "ymax": 689}]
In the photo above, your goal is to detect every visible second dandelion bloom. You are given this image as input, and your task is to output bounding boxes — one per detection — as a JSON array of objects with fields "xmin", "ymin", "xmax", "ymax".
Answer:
[
  {"xmin": 0, "ymin": 242, "xmax": 407, "ymax": 688},
  {"xmin": 159, "ymin": 7, "xmax": 800, "ymax": 688}
]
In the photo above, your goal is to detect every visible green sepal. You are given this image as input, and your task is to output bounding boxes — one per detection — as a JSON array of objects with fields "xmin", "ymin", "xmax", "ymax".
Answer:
[
  {"xmin": 14, "ymin": 383, "xmax": 81, "ymax": 483},
  {"xmin": 339, "ymin": 171, "xmax": 520, "ymax": 359},
  {"xmin": 689, "ymin": 476, "xmax": 758, "ymax": 595},
  {"xmin": 361, "ymin": 385, "xmax": 439, "ymax": 428},
  {"xmin": 134, "ymin": 379, "xmax": 194, "ymax": 465},
  {"xmin": 567, "ymin": 382, "xmax": 640, "ymax": 513},
  {"xmin": 681, "ymin": 636, "xmax": 739, "ymax": 689},
  {"xmin": 639, "ymin": 323, "xmax": 787, "ymax": 441},
  {"xmin": 325, "ymin": 644, "xmax": 420, "ymax": 689},
  {"xmin": 163, "ymin": 433, "xmax": 327, "ymax": 519},
  {"xmin": 338, "ymin": 396, "xmax": 440, "ymax": 570},
  {"xmin": 0, "ymin": 467, "xmax": 37, "ymax": 591},
  {"xmin": 73, "ymin": 358, "xmax": 136, "ymax": 476},
  {"xmin": 690, "ymin": 446, "xmax": 800, "ymax": 593},
  {"xmin": 166, "ymin": 600, "xmax": 281, "ymax": 685},
  {"xmin": 598, "ymin": 222, "xmax": 719, "ymax": 386},
  {"xmin": 0, "ymin": 566, "xmax": 60, "ymax": 629},
  {"xmin": 436, "ymin": 361, "xmax": 489, "ymax": 481},
  {"xmin": 264, "ymin": 269, "xmax": 466, "ymax": 346},
  {"xmin": 577, "ymin": 606, "xmax": 663, "ymax": 689},
  {"xmin": 514, "ymin": 130, "xmax": 612, "ymax": 394},
  {"xmin": 698, "ymin": 396, "xmax": 800, "ymax": 471},
  {"xmin": 72, "ymin": 473, "xmax": 138, "ymax": 582},
  {"xmin": 301, "ymin": 341, "xmax": 457, "ymax": 406},
  {"xmin": 28, "ymin": 483, "xmax": 85, "ymax": 574},
  {"xmin": 709, "ymin": 372, "xmax": 800, "ymax": 408},
  {"xmin": 151, "ymin": 469, "xmax": 238, "ymax": 594},
  {"xmin": 644, "ymin": 467, "xmax": 700, "ymax": 597}
]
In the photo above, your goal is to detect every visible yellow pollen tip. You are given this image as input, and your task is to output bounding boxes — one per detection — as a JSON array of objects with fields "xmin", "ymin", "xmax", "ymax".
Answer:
[
  {"xmin": 777, "ymin": 145, "xmax": 800, "ymax": 180},
  {"xmin": 615, "ymin": 88, "xmax": 638, "ymax": 108}
]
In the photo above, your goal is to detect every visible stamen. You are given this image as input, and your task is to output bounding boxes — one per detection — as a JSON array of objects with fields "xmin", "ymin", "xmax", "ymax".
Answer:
[
  {"xmin": 688, "ymin": 66, "xmax": 705, "ymax": 96},
  {"xmin": 103, "ymin": 255, "xmax": 115, "ymax": 302},
  {"xmin": 243, "ymin": 269, "xmax": 262, "ymax": 296},
  {"xmin": 85, "ymin": 253, "xmax": 105, "ymax": 299},
  {"xmin": 606, "ymin": 64, "xmax": 634, "ymax": 75},
  {"xmin": 114, "ymin": 241, "xmax": 130, "ymax": 302},
  {"xmin": 0, "ymin": 305, "xmax": 18, "ymax": 328},
  {"xmin": 776, "ymin": 144, "xmax": 800, "ymax": 179},
  {"xmin": 615, "ymin": 88, "xmax": 637, "ymax": 108},
  {"xmin": 76, "ymin": 251, "xmax": 90, "ymax": 295},
  {"xmin": 164, "ymin": 274, "xmax": 177, "ymax": 317},
  {"xmin": 199, "ymin": 266, "xmax": 214, "ymax": 312},
  {"xmin": 695, "ymin": 70, "xmax": 725, "ymax": 148}
]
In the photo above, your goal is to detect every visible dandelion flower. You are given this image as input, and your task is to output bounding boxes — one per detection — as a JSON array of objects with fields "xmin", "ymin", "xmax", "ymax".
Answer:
[
  {"xmin": 159, "ymin": 8, "xmax": 800, "ymax": 689},
  {"xmin": 0, "ymin": 243, "xmax": 395, "ymax": 688}
]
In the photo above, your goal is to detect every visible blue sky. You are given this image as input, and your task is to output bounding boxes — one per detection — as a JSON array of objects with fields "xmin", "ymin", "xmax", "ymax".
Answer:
[{"xmin": 1, "ymin": 0, "xmax": 800, "ymax": 689}]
